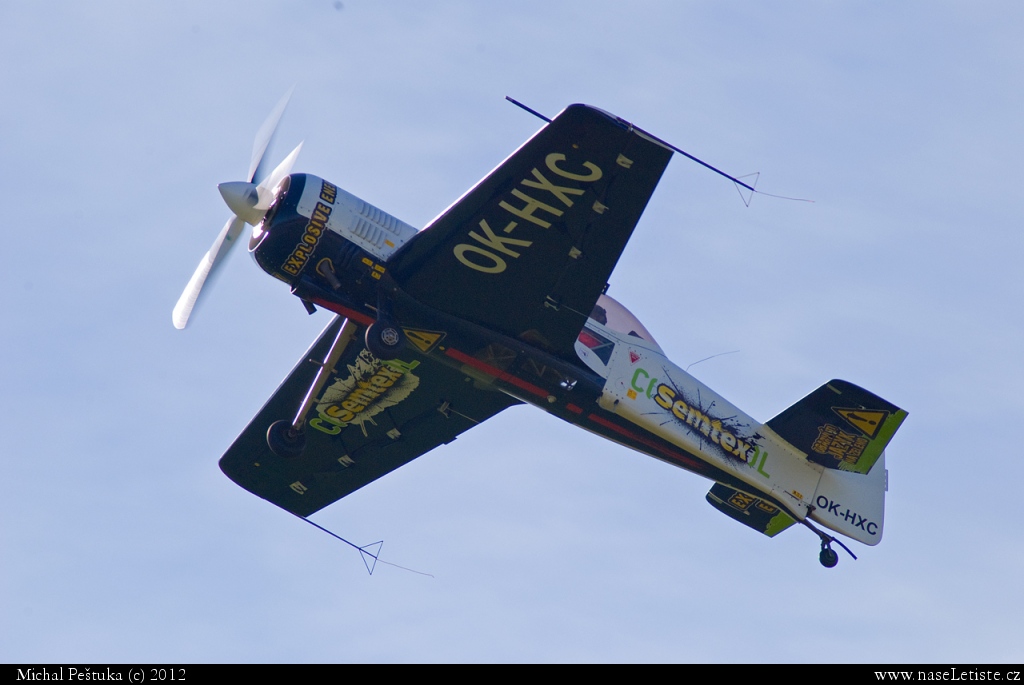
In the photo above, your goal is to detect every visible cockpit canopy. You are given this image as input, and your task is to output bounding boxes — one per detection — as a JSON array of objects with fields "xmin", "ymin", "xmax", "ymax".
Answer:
[{"xmin": 589, "ymin": 294, "xmax": 662, "ymax": 352}]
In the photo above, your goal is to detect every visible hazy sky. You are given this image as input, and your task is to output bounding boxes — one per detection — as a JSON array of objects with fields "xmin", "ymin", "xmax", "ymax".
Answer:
[{"xmin": 3, "ymin": 1, "xmax": 1022, "ymax": 663}]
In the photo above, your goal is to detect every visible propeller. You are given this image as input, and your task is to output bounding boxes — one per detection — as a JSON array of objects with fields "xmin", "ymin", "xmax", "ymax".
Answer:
[{"xmin": 172, "ymin": 90, "xmax": 302, "ymax": 330}]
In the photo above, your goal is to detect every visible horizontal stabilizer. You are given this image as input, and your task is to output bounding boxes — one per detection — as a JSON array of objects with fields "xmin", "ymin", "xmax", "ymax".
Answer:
[
  {"xmin": 766, "ymin": 379, "xmax": 907, "ymax": 474},
  {"xmin": 706, "ymin": 484, "xmax": 797, "ymax": 538}
]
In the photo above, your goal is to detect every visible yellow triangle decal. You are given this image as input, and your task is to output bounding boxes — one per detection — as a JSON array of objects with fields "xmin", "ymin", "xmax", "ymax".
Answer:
[
  {"xmin": 832, "ymin": 407, "xmax": 889, "ymax": 439},
  {"xmin": 403, "ymin": 328, "xmax": 445, "ymax": 353}
]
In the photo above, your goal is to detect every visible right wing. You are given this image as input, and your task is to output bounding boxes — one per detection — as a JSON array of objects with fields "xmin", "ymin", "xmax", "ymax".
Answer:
[
  {"xmin": 386, "ymin": 104, "xmax": 674, "ymax": 361},
  {"xmin": 220, "ymin": 316, "xmax": 521, "ymax": 517}
]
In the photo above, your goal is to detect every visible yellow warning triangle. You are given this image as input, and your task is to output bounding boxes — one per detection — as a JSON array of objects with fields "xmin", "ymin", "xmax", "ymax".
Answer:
[
  {"xmin": 832, "ymin": 407, "xmax": 889, "ymax": 439},
  {"xmin": 403, "ymin": 328, "xmax": 445, "ymax": 353}
]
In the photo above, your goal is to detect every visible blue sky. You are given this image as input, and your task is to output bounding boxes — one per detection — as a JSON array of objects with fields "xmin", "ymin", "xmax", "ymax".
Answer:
[{"xmin": 2, "ymin": 1, "xmax": 1022, "ymax": 663}]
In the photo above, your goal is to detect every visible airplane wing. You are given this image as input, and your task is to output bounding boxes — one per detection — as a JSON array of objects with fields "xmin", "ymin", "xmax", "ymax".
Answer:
[
  {"xmin": 219, "ymin": 316, "xmax": 521, "ymax": 517},
  {"xmin": 386, "ymin": 104, "xmax": 674, "ymax": 361}
]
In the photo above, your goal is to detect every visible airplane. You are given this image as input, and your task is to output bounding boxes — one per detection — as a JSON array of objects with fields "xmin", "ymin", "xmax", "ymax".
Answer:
[{"xmin": 174, "ymin": 95, "xmax": 906, "ymax": 568}]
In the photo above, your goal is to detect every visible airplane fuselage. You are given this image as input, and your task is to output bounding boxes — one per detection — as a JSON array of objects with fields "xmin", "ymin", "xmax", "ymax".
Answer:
[
  {"xmin": 249, "ymin": 173, "xmax": 816, "ymax": 525},
  {"xmin": 202, "ymin": 102, "xmax": 905, "ymax": 569}
]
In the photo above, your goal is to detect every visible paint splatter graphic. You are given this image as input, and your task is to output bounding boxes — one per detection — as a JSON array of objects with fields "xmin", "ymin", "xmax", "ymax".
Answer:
[{"xmin": 315, "ymin": 350, "xmax": 420, "ymax": 437}]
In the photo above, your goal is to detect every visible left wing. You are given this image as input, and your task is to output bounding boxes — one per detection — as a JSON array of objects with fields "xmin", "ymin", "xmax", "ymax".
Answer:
[
  {"xmin": 220, "ymin": 316, "xmax": 520, "ymax": 517},
  {"xmin": 386, "ymin": 104, "xmax": 673, "ymax": 361}
]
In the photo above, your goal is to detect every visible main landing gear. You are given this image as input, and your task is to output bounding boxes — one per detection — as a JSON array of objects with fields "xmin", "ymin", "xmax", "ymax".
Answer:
[
  {"xmin": 266, "ymin": 420, "xmax": 306, "ymax": 459},
  {"xmin": 265, "ymin": 317, "xmax": 359, "ymax": 459},
  {"xmin": 264, "ymin": 309, "xmax": 409, "ymax": 458},
  {"xmin": 364, "ymin": 318, "xmax": 406, "ymax": 360}
]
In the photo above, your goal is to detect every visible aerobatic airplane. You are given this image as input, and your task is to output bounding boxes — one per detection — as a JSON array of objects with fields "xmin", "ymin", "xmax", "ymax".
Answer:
[{"xmin": 174, "ymin": 95, "xmax": 906, "ymax": 567}]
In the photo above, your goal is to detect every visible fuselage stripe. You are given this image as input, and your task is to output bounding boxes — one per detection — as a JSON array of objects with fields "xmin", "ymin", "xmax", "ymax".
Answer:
[
  {"xmin": 309, "ymin": 298, "xmax": 375, "ymax": 326},
  {"xmin": 587, "ymin": 412, "xmax": 706, "ymax": 473},
  {"xmin": 444, "ymin": 347, "xmax": 549, "ymax": 399}
]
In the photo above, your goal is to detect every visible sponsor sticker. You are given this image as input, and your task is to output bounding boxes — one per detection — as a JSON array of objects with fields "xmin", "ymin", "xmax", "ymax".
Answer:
[{"xmin": 309, "ymin": 349, "xmax": 420, "ymax": 437}]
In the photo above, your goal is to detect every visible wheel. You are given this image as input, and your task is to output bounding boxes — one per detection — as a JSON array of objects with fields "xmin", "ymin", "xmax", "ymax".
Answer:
[
  {"xmin": 266, "ymin": 420, "xmax": 306, "ymax": 458},
  {"xmin": 819, "ymin": 547, "xmax": 839, "ymax": 568},
  {"xmin": 365, "ymin": 320, "xmax": 405, "ymax": 360}
]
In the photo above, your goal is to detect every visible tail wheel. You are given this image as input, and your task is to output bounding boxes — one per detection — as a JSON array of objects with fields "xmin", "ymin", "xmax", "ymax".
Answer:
[
  {"xmin": 365, "ymin": 320, "xmax": 406, "ymax": 360},
  {"xmin": 267, "ymin": 420, "xmax": 306, "ymax": 459},
  {"xmin": 803, "ymin": 519, "xmax": 854, "ymax": 569}
]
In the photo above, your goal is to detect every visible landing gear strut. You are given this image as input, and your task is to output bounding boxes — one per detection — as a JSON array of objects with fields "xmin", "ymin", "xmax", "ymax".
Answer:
[
  {"xmin": 265, "ymin": 317, "xmax": 359, "ymax": 458},
  {"xmin": 802, "ymin": 518, "xmax": 856, "ymax": 569}
]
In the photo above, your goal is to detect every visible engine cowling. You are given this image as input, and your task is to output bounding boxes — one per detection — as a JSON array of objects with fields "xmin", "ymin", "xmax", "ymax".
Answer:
[{"xmin": 249, "ymin": 173, "xmax": 420, "ymax": 306}]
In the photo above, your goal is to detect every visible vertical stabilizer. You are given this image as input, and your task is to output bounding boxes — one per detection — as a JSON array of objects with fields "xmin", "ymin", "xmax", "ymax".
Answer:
[{"xmin": 809, "ymin": 452, "xmax": 887, "ymax": 545}]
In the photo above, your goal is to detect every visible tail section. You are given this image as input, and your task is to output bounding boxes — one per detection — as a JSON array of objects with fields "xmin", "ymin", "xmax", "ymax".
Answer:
[
  {"xmin": 809, "ymin": 451, "xmax": 888, "ymax": 545},
  {"xmin": 700, "ymin": 379, "xmax": 904, "ymax": 553},
  {"xmin": 766, "ymin": 379, "xmax": 905, "ymax": 545}
]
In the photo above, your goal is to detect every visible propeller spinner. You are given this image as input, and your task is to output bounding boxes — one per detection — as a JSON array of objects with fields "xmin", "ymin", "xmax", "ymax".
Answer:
[{"xmin": 172, "ymin": 92, "xmax": 302, "ymax": 330}]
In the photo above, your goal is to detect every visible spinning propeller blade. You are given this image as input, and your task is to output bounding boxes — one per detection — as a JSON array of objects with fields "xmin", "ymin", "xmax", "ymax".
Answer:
[
  {"xmin": 256, "ymin": 142, "xmax": 303, "ymax": 210},
  {"xmin": 248, "ymin": 87, "xmax": 293, "ymax": 184},
  {"xmin": 172, "ymin": 91, "xmax": 299, "ymax": 330},
  {"xmin": 172, "ymin": 216, "xmax": 246, "ymax": 330}
]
